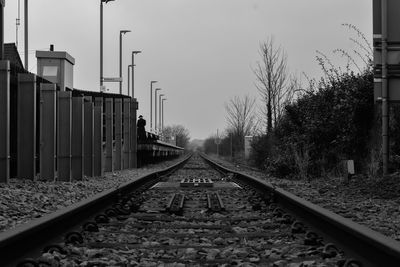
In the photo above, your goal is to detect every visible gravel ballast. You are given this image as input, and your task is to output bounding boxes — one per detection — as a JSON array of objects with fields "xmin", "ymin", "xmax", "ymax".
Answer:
[
  {"xmin": 0, "ymin": 157, "xmax": 185, "ymax": 234},
  {"xmin": 1, "ymin": 154, "xmax": 399, "ymax": 244},
  {"xmin": 210, "ymin": 156, "xmax": 400, "ymax": 242}
]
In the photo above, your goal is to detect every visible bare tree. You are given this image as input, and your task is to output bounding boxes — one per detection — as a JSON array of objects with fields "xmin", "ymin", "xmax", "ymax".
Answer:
[
  {"xmin": 163, "ymin": 125, "xmax": 191, "ymax": 148},
  {"xmin": 225, "ymin": 95, "xmax": 258, "ymax": 151},
  {"xmin": 253, "ymin": 36, "xmax": 294, "ymax": 133}
]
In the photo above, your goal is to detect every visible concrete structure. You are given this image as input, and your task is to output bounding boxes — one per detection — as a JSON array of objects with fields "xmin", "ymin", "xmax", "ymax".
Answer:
[{"xmin": 36, "ymin": 49, "xmax": 75, "ymax": 91}]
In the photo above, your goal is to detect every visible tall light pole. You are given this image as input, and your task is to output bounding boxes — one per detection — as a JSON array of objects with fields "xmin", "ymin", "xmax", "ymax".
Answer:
[
  {"xmin": 150, "ymin": 81, "xmax": 157, "ymax": 130},
  {"xmin": 100, "ymin": 0, "xmax": 115, "ymax": 90},
  {"xmin": 154, "ymin": 89, "xmax": 161, "ymax": 132},
  {"xmin": 131, "ymin": 51, "xmax": 141, "ymax": 98},
  {"xmin": 119, "ymin": 30, "xmax": 131, "ymax": 95},
  {"xmin": 161, "ymin": 98, "xmax": 166, "ymax": 132},
  {"xmin": 0, "ymin": 0, "xmax": 4, "ymax": 60},
  {"xmin": 158, "ymin": 94, "xmax": 164, "ymax": 131},
  {"xmin": 24, "ymin": 0, "xmax": 27, "ymax": 69},
  {"xmin": 127, "ymin": 64, "xmax": 133, "ymax": 96}
]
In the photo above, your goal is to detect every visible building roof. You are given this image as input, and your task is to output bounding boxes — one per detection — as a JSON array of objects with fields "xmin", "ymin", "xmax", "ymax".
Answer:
[{"xmin": 4, "ymin": 43, "xmax": 24, "ymax": 69}]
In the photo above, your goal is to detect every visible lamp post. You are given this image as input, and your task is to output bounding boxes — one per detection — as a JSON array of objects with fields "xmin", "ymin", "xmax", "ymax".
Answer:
[
  {"xmin": 161, "ymin": 98, "xmax": 166, "ymax": 132},
  {"xmin": 0, "ymin": 0, "xmax": 4, "ymax": 60},
  {"xmin": 131, "ymin": 51, "xmax": 141, "ymax": 98},
  {"xmin": 127, "ymin": 64, "xmax": 133, "ymax": 96},
  {"xmin": 24, "ymin": 0, "xmax": 27, "ymax": 69},
  {"xmin": 154, "ymin": 89, "xmax": 161, "ymax": 133},
  {"xmin": 150, "ymin": 81, "xmax": 157, "ymax": 130},
  {"xmin": 119, "ymin": 30, "xmax": 131, "ymax": 95},
  {"xmin": 158, "ymin": 94, "xmax": 164, "ymax": 131},
  {"xmin": 100, "ymin": 0, "xmax": 115, "ymax": 90}
]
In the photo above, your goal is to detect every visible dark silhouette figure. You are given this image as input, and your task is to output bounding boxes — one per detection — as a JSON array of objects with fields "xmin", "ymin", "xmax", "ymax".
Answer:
[{"xmin": 137, "ymin": 115, "xmax": 146, "ymax": 141}]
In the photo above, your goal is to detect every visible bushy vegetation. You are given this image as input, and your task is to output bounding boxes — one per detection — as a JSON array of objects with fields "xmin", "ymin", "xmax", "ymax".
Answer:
[{"xmin": 251, "ymin": 69, "xmax": 374, "ymax": 179}]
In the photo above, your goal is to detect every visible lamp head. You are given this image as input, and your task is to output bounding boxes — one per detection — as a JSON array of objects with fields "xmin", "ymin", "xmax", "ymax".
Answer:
[
  {"xmin": 102, "ymin": 0, "xmax": 115, "ymax": 3},
  {"xmin": 120, "ymin": 30, "xmax": 131, "ymax": 34},
  {"xmin": 155, "ymin": 88, "xmax": 161, "ymax": 92},
  {"xmin": 159, "ymin": 94, "xmax": 165, "ymax": 97},
  {"xmin": 151, "ymin": 80, "xmax": 157, "ymax": 84},
  {"xmin": 133, "ymin": 51, "xmax": 142, "ymax": 54}
]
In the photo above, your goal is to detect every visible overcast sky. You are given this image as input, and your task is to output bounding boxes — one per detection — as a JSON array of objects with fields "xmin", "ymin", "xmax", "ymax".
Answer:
[{"xmin": 4, "ymin": 0, "xmax": 372, "ymax": 140}]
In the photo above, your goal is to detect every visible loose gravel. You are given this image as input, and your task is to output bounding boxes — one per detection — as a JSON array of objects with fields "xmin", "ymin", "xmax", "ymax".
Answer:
[
  {"xmin": 35, "ymin": 155, "xmax": 353, "ymax": 266},
  {"xmin": 0, "ymin": 157, "xmax": 186, "ymax": 234},
  {"xmin": 210, "ymin": 155, "xmax": 400, "ymax": 241}
]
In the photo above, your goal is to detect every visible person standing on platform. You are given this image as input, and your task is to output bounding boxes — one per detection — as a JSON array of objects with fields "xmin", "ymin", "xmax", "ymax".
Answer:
[{"xmin": 137, "ymin": 115, "xmax": 147, "ymax": 141}]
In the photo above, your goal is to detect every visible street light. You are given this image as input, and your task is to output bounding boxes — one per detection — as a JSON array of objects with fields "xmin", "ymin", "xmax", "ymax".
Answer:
[
  {"xmin": 100, "ymin": 0, "xmax": 115, "ymax": 90},
  {"xmin": 154, "ymin": 89, "xmax": 162, "ymax": 133},
  {"xmin": 161, "ymin": 98, "xmax": 167, "ymax": 132},
  {"xmin": 0, "ymin": 0, "xmax": 4, "ymax": 60},
  {"xmin": 24, "ymin": 0, "xmax": 27, "ymax": 69},
  {"xmin": 119, "ymin": 30, "xmax": 131, "ymax": 95},
  {"xmin": 150, "ymin": 81, "xmax": 157, "ymax": 130},
  {"xmin": 131, "ymin": 51, "xmax": 141, "ymax": 98},
  {"xmin": 127, "ymin": 64, "xmax": 133, "ymax": 96},
  {"xmin": 158, "ymin": 94, "xmax": 164, "ymax": 132}
]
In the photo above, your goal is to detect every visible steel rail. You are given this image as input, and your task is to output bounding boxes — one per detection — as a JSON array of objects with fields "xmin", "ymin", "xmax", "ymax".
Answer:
[
  {"xmin": 200, "ymin": 153, "xmax": 400, "ymax": 267},
  {"xmin": 0, "ymin": 154, "xmax": 192, "ymax": 266}
]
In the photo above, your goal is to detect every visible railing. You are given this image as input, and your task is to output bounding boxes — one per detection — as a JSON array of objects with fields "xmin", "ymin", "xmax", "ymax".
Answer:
[{"xmin": 0, "ymin": 59, "xmax": 139, "ymax": 183}]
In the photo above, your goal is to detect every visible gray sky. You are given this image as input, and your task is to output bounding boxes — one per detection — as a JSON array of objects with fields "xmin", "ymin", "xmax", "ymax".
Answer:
[{"xmin": 4, "ymin": 0, "xmax": 372, "ymax": 140}]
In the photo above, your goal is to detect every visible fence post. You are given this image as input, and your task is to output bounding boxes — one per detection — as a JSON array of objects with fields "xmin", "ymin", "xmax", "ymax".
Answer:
[
  {"xmin": 94, "ymin": 97, "xmax": 103, "ymax": 176},
  {"xmin": 40, "ymin": 83, "xmax": 56, "ymax": 181},
  {"xmin": 105, "ymin": 98, "xmax": 113, "ymax": 172},
  {"xmin": 114, "ymin": 98, "xmax": 122, "ymax": 170},
  {"xmin": 57, "ymin": 91, "xmax": 72, "ymax": 181},
  {"xmin": 84, "ymin": 96, "xmax": 94, "ymax": 177},
  {"xmin": 72, "ymin": 96, "xmax": 84, "ymax": 180},
  {"xmin": 0, "ymin": 60, "xmax": 10, "ymax": 182},
  {"xmin": 17, "ymin": 73, "xmax": 36, "ymax": 180},
  {"xmin": 130, "ymin": 98, "xmax": 138, "ymax": 168},
  {"xmin": 122, "ymin": 98, "xmax": 130, "ymax": 169}
]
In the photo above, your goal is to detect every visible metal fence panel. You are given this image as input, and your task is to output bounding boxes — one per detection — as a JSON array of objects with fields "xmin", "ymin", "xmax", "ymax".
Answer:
[
  {"xmin": 114, "ymin": 98, "xmax": 122, "ymax": 170},
  {"xmin": 57, "ymin": 91, "xmax": 72, "ymax": 181},
  {"xmin": 72, "ymin": 96, "xmax": 84, "ymax": 180},
  {"xmin": 105, "ymin": 98, "xmax": 113, "ymax": 172},
  {"xmin": 130, "ymin": 98, "xmax": 138, "ymax": 168},
  {"xmin": 122, "ymin": 99, "xmax": 130, "ymax": 169},
  {"xmin": 40, "ymin": 83, "xmax": 56, "ymax": 181},
  {"xmin": 17, "ymin": 73, "xmax": 37, "ymax": 180},
  {"xmin": 0, "ymin": 61, "xmax": 10, "ymax": 182},
  {"xmin": 94, "ymin": 98, "xmax": 103, "ymax": 176},
  {"xmin": 84, "ymin": 96, "xmax": 94, "ymax": 177}
]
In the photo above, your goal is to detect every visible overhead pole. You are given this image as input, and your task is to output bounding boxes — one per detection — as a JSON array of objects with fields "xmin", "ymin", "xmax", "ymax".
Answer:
[
  {"xmin": 381, "ymin": 0, "xmax": 389, "ymax": 175},
  {"xmin": 16, "ymin": 0, "xmax": 20, "ymax": 49},
  {"xmin": 119, "ymin": 30, "xmax": 131, "ymax": 95},
  {"xmin": 127, "ymin": 64, "xmax": 132, "ymax": 96},
  {"xmin": 150, "ymin": 81, "xmax": 157, "ymax": 131},
  {"xmin": 131, "ymin": 51, "xmax": 141, "ymax": 98},
  {"xmin": 24, "ymin": 0, "xmax": 28, "ymax": 69},
  {"xmin": 100, "ymin": 0, "xmax": 115, "ymax": 90},
  {"xmin": 154, "ymin": 88, "xmax": 161, "ymax": 132},
  {"xmin": 0, "ymin": 0, "xmax": 4, "ymax": 60},
  {"xmin": 158, "ymin": 93, "xmax": 164, "ymax": 131},
  {"xmin": 100, "ymin": 0, "xmax": 103, "ymax": 88}
]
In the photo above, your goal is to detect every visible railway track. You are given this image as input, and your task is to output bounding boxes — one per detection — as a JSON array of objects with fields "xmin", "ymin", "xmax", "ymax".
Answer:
[{"xmin": 1, "ymin": 154, "xmax": 400, "ymax": 266}]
